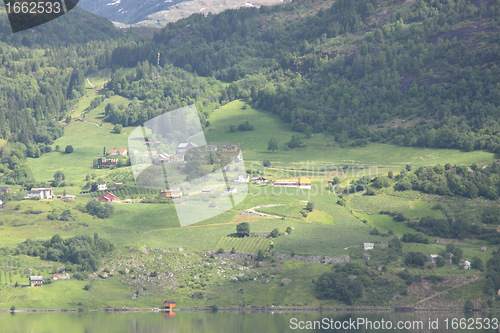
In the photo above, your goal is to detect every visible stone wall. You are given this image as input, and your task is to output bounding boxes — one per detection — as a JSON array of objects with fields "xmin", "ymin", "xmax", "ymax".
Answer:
[
  {"xmin": 206, "ymin": 250, "xmax": 350, "ymax": 265},
  {"xmin": 272, "ymin": 252, "xmax": 349, "ymax": 265}
]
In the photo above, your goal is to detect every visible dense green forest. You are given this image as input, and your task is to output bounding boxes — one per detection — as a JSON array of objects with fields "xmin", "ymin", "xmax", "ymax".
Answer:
[
  {"xmin": 0, "ymin": 8, "xmax": 138, "ymax": 184},
  {"xmin": 16, "ymin": 234, "xmax": 115, "ymax": 272},
  {"xmin": 113, "ymin": 0, "xmax": 500, "ymax": 152}
]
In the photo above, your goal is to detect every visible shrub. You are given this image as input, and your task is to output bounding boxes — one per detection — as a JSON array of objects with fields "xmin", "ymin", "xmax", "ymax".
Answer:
[
  {"xmin": 464, "ymin": 300, "xmax": 474, "ymax": 311},
  {"xmin": 404, "ymin": 252, "xmax": 427, "ymax": 267},
  {"xmin": 256, "ymin": 250, "xmax": 264, "ymax": 261},
  {"xmin": 83, "ymin": 284, "xmax": 91, "ymax": 291},
  {"xmin": 263, "ymin": 160, "xmax": 271, "ymax": 167},
  {"xmin": 65, "ymin": 145, "xmax": 73, "ymax": 154},
  {"xmin": 236, "ymin": 222, "xmax": 250, "ymax": 237}
]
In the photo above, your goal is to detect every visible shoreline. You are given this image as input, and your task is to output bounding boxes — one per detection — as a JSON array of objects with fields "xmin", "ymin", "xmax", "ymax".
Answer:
[{"xmin": 2, "ymin": 307, "xmax": 499, "ymax": 314}]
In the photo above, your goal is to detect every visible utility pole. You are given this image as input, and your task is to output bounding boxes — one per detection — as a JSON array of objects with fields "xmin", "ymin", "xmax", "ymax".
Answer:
[{"xmin": 157, "ymin": 53, "xmax": 161, "ymax": 77}]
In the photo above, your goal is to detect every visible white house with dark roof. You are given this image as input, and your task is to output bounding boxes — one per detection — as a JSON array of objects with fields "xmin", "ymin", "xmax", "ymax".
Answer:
[
  {"xmin": 460, "ymin": 260, "xmax": 471, "ymax": 270},
  {"xmin": 171, "ymin": 154, "xmax": 185, "ymax": 163},
  {"xmin": 205, "ymin": 145, "xmax": 218, "ymax": 152},
  {"xmin": 234, "ymin": 174, "xmax": 249, "ymax": 183},
  {"xmin": 364, "ymin": 243, "xmax": 374, "ymax": 250},
  {"xmin": 221, "ymin": 188, "xmax": 237, "ymax": 196}
]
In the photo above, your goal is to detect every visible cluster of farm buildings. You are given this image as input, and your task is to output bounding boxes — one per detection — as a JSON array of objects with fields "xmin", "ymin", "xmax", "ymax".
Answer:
[
  {"xmin": 96, "ymin": 143, "xmax": 240, "ymax": 168},
  {"xmin": 363, "ymin": 242, "xmax": 474, "ymax": 269}
]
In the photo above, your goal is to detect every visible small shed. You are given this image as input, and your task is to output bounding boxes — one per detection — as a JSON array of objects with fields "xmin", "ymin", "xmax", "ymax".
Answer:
[
  {"xmin": 428, "ymin": 254, "xmax": 439, "ymax": 263},
  {"xmin": 52, "ymin": 274, "xmax": 59, "ymax": 280},
  {"xmin": 362, "ymin": 253, "xmax": 370, "ymax": 260},
  {"xmin": 163, "ymin": 300, "xmax": 176, "ymax": 310},
  {"xmin": 481, "ymin": 246, "xmax": 487, "ymax": 252},
  {"xmin": 364, "ymin": 243, "xmax": 374, "ymax": 251},
  {"xmin": 460, "ymin": 260, "xmax": 471, "ymax": 270}
]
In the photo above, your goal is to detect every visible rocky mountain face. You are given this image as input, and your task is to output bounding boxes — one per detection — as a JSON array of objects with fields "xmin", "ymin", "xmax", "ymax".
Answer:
[
  {"xmin": 78, "ymin": 0, "xmax": 285, "ymax": 26},
  {"xmin": 78, "ymin": 0, "xmax": 182, "ymax": 24}
]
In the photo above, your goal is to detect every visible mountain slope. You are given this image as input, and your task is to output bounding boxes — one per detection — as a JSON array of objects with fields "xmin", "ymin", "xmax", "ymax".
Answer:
[
  {"xmin": 0, "ymin": 6, "xmax": 123, "ymax": 46},
  {"xmin": 78, "ymin": 0, "xmax": 286, "ymax": 26},
  {"xmin": 78, "ymin": 0, "xmax": 183, "ymax": 24},
  {"xmin": 106, "ymin": 0, "xmax": 500, "ymax": 153}
]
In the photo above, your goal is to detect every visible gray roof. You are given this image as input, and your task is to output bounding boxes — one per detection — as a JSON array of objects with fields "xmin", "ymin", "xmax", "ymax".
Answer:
[
  {"xmin": 30, "ymin": 276, "xmax": 43, "ymax": 281},
  {"xmin": 177, "ymin": 142, "xmax": 199, "ymax": 148}
]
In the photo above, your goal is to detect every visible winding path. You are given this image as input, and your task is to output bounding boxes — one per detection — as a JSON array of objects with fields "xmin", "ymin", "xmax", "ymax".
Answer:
[{"xmin": 241, "ymin": 204, "xmax": 285, "ymax": 218}]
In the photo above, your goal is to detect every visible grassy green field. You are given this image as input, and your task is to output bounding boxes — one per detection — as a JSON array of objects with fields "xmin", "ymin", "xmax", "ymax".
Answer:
[
  {"xmin": 25, "ymin": 121, "xmax": 131, "ymax": 184},
  {"xmin": 205, "ymin": 100, "xmax": 497, "ymax": 167},
  {"xmin": 214, "ymin": 236, "xmax": 271, "ymax": 253}
]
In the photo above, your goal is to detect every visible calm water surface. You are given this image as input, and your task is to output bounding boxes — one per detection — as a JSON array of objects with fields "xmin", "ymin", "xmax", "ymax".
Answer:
[{"xmin": 1, "ymin": 311, "xmax": 499, "ymax": 332}]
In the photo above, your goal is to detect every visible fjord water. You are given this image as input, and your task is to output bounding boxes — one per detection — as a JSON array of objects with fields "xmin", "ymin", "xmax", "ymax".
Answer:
[{"xmin": 1, "ymin": 311, "xmax": 500, "ymax": 332}]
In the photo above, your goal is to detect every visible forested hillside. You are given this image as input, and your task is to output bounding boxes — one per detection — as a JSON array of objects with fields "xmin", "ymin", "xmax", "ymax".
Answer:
[
  {"xmin": 0, "ymin": 7, "xmax": 134, "ymax": 184},
  {"xmin": 112, "ymin": 0, "xmax": 500, "ymax": 152}
]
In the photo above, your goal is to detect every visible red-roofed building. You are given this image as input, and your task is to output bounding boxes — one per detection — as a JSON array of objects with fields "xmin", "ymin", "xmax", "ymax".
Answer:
[
  {"xmin": 144, "ymin": 151, "xmax": 157, "ymax": 158},
  {"xmin": 98, "ymin": 192, "xmax": 116, "ymax": 203},
  {"xmin": 109, "ymin": 149, "xmax": 127, "ymax": 156}
]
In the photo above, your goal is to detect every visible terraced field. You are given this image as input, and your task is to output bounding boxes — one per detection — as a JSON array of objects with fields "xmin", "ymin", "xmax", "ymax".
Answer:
[{"xmin": 214, "ymin": 236, "xmax": 272, "ymax": 253}]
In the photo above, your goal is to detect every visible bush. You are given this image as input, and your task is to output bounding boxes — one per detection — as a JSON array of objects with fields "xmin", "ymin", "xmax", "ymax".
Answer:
[
  {"xmin": 315, "ymin": 271, "xmax": 364, "ymax": 305},
  {"xmin": 286, "ymin": 227, "xmax": 293, "ymax": 234},
  {"xmin": 394, "ymin": 213, "xmax": 406, "ymax": 222},
  {"xmin": 236, "ymin": 222, "xmax": 250, "ymax": 237},
  {"xmin": 270, "ymin": 228, "xmax": 279, "ymax": 238},
  {"xmin": 263, "ymin": 160, "xmax": 271, "ymax": 167},
  {"xmin": 256, "ymin": 249, "xmax": 264, "ymax": 261},
  {"xmin": 464, "ymin": 300, "xmax": 474, "ymax": 311},
  {"xmin": 65, "ymin": 145, "xmax": 73, "ymax": 154},
  {"xmin": 471, "ymin": 257, "xmax": 484, "ymax": 271},
  {"xmin": 405, "ymin": 252, "xmax": 427, "ymax": 267},
  {"xmin": 436, "ymin": 256, "xmax": 445, "ymax": 267},
  {"xmin": 85, "ymin": 199, "xmax": 114, "ymax": 219},
  {"xmin": 218, "ymin": 248, "xmax": 224, "ymax": 254},
  {"xmin": 83, "ymin": 284, "xmax": 91, "ymax": 291}
]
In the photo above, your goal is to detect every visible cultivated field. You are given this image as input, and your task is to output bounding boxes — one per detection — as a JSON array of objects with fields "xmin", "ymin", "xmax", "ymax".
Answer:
[{"xmin": 214, "ymin": 236, "xmax": 272, "ymax": 253}]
